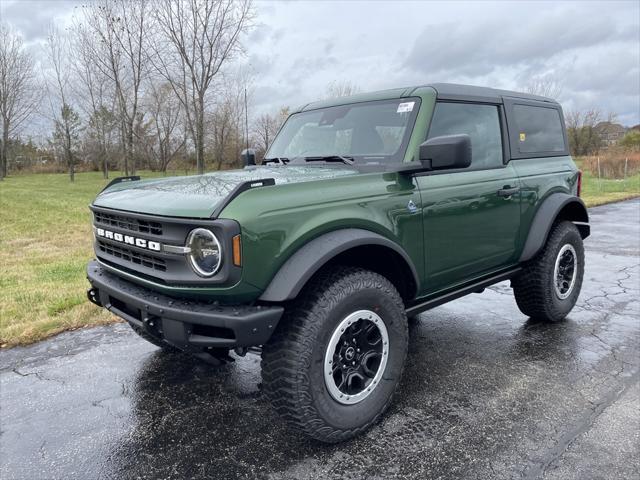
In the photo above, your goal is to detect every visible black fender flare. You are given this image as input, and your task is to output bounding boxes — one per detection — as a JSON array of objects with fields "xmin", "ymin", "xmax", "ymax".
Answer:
[
  {"xmin": 520, "ymin": 193, "xmax": 590, "ymax": 262},
  {"xmin": 259, "ymin": 228, "xmax": 420, "ymax": 302}
]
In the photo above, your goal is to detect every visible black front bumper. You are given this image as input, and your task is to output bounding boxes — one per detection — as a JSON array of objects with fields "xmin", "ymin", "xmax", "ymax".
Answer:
[{"xmin": 86, "ymin": 260, "xmax": 283, "ymax": 350}]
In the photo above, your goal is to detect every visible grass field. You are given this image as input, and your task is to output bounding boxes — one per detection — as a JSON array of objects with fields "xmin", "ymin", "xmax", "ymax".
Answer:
[
  {"xmin": 575, "ymin": 158, "xmax": 640, "ymax": 207},
  {"xmin": 1, "ymin": 166, "xmax": 638, "ymax": 348},
  {"xmin": 579, "ymin": 170, "xmax": 640, "ymax": 206},
  {"xmin": 0, "ymin": 170, "xmax": 189, "ymax": 348}
]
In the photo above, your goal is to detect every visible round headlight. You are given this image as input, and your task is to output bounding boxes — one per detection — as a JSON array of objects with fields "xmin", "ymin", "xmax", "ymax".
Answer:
[{"xmin": 187, "ymin": 228, "xmax": 222, "ymax": 277}]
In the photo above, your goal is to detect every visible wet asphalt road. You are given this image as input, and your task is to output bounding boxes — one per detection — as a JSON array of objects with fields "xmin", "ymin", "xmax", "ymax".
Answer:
[{"xmin": 1, "ymin": 199, "xmax": 639, "ymax": 480}]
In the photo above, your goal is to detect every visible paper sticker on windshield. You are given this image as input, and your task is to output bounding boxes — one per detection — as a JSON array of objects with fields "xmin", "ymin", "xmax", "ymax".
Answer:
[
  {"xmin": 519, "ymin": 132, "xmax": 526, "ymax": 142},
  {"xmin": 397, "ymin": 102, "xmax": 415, "ymax": 113}
]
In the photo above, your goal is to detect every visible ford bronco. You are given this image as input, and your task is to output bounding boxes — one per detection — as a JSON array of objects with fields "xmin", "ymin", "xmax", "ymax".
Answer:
[{"xmin": 87, "ymin": 83, "xmax": 589, "ymax": 442}]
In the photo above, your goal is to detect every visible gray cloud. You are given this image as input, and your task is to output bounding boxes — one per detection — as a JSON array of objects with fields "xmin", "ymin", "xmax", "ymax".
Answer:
[
  {"xmin": 1, "ymin": 0, "xmax": 77, "ymax": 42},
  {"xmin": 404, "ymin": 9, "xmax": 633, "ymax": 78},
  {"xmin": 2, "ymin": 0, "xmax": 639, "ymax": 127},
  {"xmin": 399, "ymin": 3, "xmax": 638, "ymax": 124}
]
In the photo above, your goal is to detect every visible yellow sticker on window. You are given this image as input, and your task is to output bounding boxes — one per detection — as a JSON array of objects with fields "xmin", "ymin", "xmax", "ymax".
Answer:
[{"xmin": 519, "ymin": 133, "xmax": 526, "ymax": 142}]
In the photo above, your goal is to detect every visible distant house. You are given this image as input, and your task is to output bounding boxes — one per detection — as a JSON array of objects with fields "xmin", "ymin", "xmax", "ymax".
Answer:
[{"xmin": 595, "ymin": 121, "xmax": 627, "ymax": 147}]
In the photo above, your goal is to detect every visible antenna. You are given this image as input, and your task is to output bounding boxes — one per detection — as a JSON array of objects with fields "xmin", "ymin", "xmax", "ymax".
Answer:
[{"xmin": 244, "ymin": 87, "xmax": 249, "ymax": 152}]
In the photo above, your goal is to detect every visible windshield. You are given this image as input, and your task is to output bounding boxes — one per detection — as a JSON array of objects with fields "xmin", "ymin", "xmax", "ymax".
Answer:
[{"xmin": 266, "ymin": 98, "xmax": 421, "ymax": 164}]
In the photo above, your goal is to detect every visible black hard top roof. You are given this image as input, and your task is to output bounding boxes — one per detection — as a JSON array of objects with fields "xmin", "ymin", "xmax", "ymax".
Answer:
[
  {"xmin": 299, "ymin": 82, "xmax": 559, "ymax": 112},
  {"xmin": 419, "ymin": 83, "xmax": 558, "ymax": 104}
]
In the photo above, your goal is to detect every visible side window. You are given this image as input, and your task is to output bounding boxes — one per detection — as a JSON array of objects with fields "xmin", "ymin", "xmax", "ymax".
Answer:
[
  {"xmin": 427, "ymin": 103, "xmax": 503, "ymax": 170},
  {"xmin": 511, "ymin": 105, "xmax": 565, "ymax": 154}
]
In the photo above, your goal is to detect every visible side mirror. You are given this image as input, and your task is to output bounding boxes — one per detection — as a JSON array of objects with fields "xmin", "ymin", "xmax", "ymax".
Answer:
[
  {"xmin": 241, "ymin": 148, "xmax": 256, "ymax": 166},
  {"xmin": 419, "ymin": 134, "xmax": 471, "ymax": 170}
]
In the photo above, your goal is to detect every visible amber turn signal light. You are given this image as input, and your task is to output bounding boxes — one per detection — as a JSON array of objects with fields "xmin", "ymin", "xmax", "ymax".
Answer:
[{"xmin": 232, "ymin": 234, "xmax": 242, "ymax": 266}]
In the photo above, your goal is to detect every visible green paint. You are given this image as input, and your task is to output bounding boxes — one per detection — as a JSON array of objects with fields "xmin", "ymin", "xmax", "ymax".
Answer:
[{"xmin": 89, "ymin": 85, "xmax": 580, "ymax": 304}]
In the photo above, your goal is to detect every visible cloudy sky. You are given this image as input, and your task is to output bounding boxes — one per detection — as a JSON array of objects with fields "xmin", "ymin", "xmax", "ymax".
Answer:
[{"xmin": 2, "ymin": 0, "xmax": 639, "ymax": 129}]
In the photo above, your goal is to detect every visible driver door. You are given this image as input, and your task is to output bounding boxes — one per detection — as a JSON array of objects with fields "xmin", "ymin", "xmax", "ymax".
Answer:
[{"xmin": 415, "ymin": 102, "xmax": 521, "ymax": 294}]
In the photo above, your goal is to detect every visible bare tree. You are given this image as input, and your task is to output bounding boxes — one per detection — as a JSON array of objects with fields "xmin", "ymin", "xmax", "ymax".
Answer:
[
  {"xmin": 525, "ymin": 76, "xmax": 562, "ymax": 100},
  {"xmin": 252, "ymin": 113, "xmax": 278, "ymax": 158},
  {"xmin": 153, "ymin": 0, "xmax": 253, "ymax": 174},
  {"xmin": 565, "ymin": 109, "xmax": 602, "ymax": 156},
  {"xmin": 72, "ymin": 22, "xmax": 117, "ymax": 178},
  {"xmin": 85, "ymin": 105, "xmax": 118, "ymax": 175},
  {"xmin": 46, "ymin": 28, "xmax": 82, "ymax": 181},
  {"xmin": 143, "ymin": 82, "xmax": 185, "ymax": 172},
  {"xmin": 325, "ymin": 80, "xmax": 360, "ymax": 99},
  {"xmin": 0, "ymin": 25, "xmax": 39, "ymax": 180},
  {"xmin": 210, "ymin": 99, "xmax": 234, "ymax": 170},
  {"xmin": 79, "ymin": 0, "xmax": 150, "ymax": 175},
  {"xmin": 252, "ymin": 107, "xmax": 288, "ymax": 160}
]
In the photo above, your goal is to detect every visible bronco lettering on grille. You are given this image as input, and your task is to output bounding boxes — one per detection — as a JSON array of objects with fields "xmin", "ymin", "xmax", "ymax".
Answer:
[{"xmin": 95, "ymin": 227, "xmax": 162, "ymax": 252}]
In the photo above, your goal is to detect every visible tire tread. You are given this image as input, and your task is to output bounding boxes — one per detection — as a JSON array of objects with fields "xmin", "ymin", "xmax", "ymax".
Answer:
[
  {"xmin": 261, "ymin": 266, "xmax": 407, "ymax": 443},
  {"xmin": 513, "ymin": 221, "xmax": 584, "ymax": 322}
]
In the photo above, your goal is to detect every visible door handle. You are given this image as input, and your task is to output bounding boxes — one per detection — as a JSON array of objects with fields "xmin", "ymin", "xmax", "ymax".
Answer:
[{"xmin": 497, "ymin": 186, "xmax": 520, "ymax": 198}]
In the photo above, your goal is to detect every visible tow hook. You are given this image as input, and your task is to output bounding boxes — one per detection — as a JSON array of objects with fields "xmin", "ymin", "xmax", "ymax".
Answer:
[
  {"xmin": 195, "ymin": 349, "xmax": 236, "ymax": 366},
  {"xmin": 234, "ymin": 346, "xmax": 262, "ymax": 357},
  {"xmin": 87, "ymin": 288, "xmax": 102, "ymax": 307}
]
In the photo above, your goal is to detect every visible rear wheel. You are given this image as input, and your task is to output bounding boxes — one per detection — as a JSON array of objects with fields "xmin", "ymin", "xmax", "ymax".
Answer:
[
  {"xmin": 513, "ymin": 221, "xmax": 585, "ymax": 322},
  {"xmin": 261, "ymin": 266, "xmax": 408, "ymax": 443}
]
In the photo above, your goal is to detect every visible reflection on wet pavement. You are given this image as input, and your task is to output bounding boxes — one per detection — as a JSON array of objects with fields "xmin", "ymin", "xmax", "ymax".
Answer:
[{"xmin": 1, "ymin": 199, "xmax": 639, "ymax": 479}]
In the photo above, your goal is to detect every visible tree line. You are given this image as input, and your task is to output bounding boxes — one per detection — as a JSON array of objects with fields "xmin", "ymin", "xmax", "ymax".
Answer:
[
  {"xmin": 2, "ymin": 8, "xmax": 637, "ymax": 183},
  {"xmin": 0, "ymin": 0, "xmax": 293, "ymax": 181}
]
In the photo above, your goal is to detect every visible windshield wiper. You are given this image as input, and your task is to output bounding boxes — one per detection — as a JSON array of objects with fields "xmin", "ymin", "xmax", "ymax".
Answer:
[
  {"xmin": 262, "ymin": 157, "xmax": 289, "ymax": 165},
  {"xmin": 303, "ymin": 155, "xmax": 355, "ymax": 165}
]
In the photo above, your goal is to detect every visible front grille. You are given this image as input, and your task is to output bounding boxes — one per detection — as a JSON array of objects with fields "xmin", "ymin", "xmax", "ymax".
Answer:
[
  {"xmin": 98, "ymin": 258, "xmax": 167, "ymax": 284},
  {"xmin": 97, "ymin": 240, "xmax": 166, "ymax": 272},
  {"xmin": 94, "ymin": 211, "xmax": 163, "ymax": 236}
]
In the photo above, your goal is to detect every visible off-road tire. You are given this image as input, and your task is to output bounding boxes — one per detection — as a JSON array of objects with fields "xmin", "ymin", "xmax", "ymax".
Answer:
[
  {"xmin": 513, "ymin": 220, "xmax": 584, "ymax": 322},
  {"xmin": 261, "ymin": 266, "xmax": 408, "ymax": 443},
  {"xmin": 129, "ymin": 324, "xmax": 181, "ymax": 353}
]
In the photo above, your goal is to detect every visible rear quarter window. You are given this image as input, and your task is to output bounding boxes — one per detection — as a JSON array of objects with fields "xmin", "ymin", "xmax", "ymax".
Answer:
[
  {"xmin": 513, "ymin": 105, "xmax": 565, "ymax": 153},
  {"xmin": 504, "ymin": 99, "xmax": 568, "ymax": 158}
]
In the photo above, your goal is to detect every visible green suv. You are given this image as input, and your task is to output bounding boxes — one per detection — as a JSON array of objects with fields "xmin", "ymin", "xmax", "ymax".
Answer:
[{"xmin": 86, "ymin": 83, "xmax": 589, "ymax": 442}]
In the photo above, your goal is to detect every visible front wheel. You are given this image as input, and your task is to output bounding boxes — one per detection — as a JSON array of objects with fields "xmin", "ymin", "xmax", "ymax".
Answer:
[
  {"xmin": 261, "ymin": 266, "xmax": 408, "ymax": 443},
  {"xmin": 513, "ymin": 221, "xmax": 585, "ymax": 322}
]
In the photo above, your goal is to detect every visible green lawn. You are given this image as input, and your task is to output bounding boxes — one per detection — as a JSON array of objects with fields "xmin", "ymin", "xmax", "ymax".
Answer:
[
  {"xmin": 0, "ymin": 170, "xmax": 188, "ymax": 347},
  {"xmin": 0, "ymin": 167, "xmax": 638, "ymax": 348},
  {"xmin": 577, "ymin": 167, "xmax": 640, "ymax": 207}
]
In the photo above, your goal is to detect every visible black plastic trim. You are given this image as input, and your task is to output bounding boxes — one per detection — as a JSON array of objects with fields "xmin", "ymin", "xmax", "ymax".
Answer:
[
  {"xmin": 406, "ymin": 267, "xmax": 521, "ymax": 316},
  {"xmin": 87, "ymin": 260, "xmax": 283, "ymax": 349},
  {"xmin": 100, "ymin": 176, "xmax": 141, "ymax": 193},
  {"xmin": 520, "ymin": 193, "xmax": 590, "ymax": 262},
  {"xmin": 429, "ymin": 83, "xmax": 557, "ymax": 104},
  {"xmin": 259, "ymin": 229, "xmax": 420, "ymax": 302},
  {"xmin": 210, "ymin": 178, "xmax": 275, "ymax": 218}
]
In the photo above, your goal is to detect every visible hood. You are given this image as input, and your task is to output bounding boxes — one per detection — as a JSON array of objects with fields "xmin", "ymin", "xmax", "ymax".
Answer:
[{"xmin": 93, "ymin": 165, "xmax": 358, "ymax": 218}]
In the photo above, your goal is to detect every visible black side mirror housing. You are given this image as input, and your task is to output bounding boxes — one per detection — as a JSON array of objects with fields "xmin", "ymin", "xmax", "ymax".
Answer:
[
  {"xmin": 241, "ymin": 148, "xmax": 256, "ymax": 166},
  {"xmin": 419, "ymin": 134, "xmax": 472, "ymax": 170}
]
